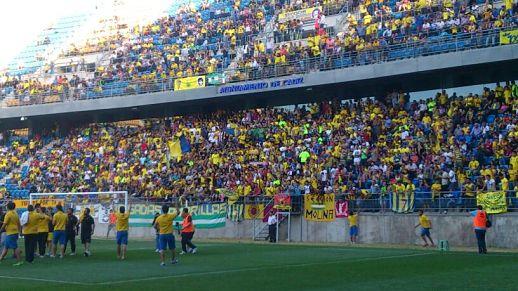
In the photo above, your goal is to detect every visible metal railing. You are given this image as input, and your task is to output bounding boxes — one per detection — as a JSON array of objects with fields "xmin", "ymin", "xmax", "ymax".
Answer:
[
  {"xmin": 124, "ymin": 190, "xmax": 517, "ymax": 213},
  {"xmin": 1, "ymin": 26, "xmax": 516, "ymax": 107},
  {"xmin": 1, "ymin": 190, "xmax": 515, "ymax": 214}
]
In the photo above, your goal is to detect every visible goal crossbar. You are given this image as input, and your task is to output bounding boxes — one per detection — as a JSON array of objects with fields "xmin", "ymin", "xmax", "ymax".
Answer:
[{"xmin": 29, "ymin": 191, "xmax": 128, "ymax": 209}]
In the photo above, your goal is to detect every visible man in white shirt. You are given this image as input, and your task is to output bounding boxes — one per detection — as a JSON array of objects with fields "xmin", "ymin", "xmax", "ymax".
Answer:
[{"xmin": 267, "ymin": 211, "xmax": 277, "ymax": 243}]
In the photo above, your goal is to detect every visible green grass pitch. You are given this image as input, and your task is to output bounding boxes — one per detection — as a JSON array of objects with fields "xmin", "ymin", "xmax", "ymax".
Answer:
[{"xmin": 0, "ymin": 239, "xmax": 516, "ymax": 290}]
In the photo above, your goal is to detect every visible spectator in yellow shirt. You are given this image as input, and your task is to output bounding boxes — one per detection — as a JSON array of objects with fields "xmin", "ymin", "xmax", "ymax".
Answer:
[
  {"xmin": 0, "ymin": 202, "xmax": 23, "ymax": 266},
  {"xmin": 52, "ymin": 204, "xmax": 68, "ymax": 258},
  {"xmin": 415, "ymin": 210, "xmax": 435, "ymax": 247},
  {"xmin": 348, "ymin": 211, "xmax": 359, "ymax": 243},
  {"xmin": 116, "ymin": 206, "xmax": 130, "ymax": 260},
  {"xmin": 153, "ymin": 204, "xmax": 179, "ymax": 266},
  {"xmin": 22, "ymin": 204, "xmax": 40, "ymax": 263}
]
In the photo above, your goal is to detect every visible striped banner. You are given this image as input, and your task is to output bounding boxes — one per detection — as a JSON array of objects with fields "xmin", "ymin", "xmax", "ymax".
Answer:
[
  {"xmin": 391, "ymin": 192, "xmax": 415, "ymax": 213},
  {"xmin": 128, "ymin": 202, "xmax": 227, "ymax": 228},
  {"xmin": 129, "ymin": 213, "xmax": 226, "ymax": 229}
]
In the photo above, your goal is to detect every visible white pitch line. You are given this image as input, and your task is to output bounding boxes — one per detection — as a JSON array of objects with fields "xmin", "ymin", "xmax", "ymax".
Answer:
[
  {"xmin": 97, "ymin": 252, "xmax": 434, "ymax": 285},
  {"xmin": 0, "ymin": 275, "xmax": 88, "ymax": 286}
]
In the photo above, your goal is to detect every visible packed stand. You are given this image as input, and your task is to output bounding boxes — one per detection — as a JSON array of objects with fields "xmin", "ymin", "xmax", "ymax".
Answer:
[
  {"xmin": 234, "ymin": 0, "xmax": 517, "ymax": 81},
  {"xmin": 1, "ymin": 0, "xmax": 517, "ymax": 105},
  {"xmin": 2, "ymin": 82, "xmax": 511, "ymax": 210}
]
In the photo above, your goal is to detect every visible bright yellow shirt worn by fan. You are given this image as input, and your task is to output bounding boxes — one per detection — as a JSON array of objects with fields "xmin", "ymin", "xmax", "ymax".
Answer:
[
  {"xmin": 155, "ymin": 212, "xmax": 178, "ymax": 235},
  {"xmin": 22, "ymin": 212, "xmax": 40, "ymax": 235},
  {"xmin": 3, "ymin": 210, "xmax": 20, "ymax": 235},
  {"xmin": 53, "ymin": 211, "xmax": 68, "ymax": 231},
  {"xmin": 116, "ymin": 213, "xmax": 130, "ymax": 231},
  {"xmin": 419, "ymin": 214, "xmax": 431, "ymax": 228}
]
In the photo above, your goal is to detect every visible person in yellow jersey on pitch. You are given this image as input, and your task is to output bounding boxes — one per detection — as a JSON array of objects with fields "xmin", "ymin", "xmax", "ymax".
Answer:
[
  {"xmin": 415, "ymin": 210, "xmax": 435, "ymax": 247},
  {"xmin": 153, "ymin": 204, "xmax": 180, "ymax": 266},
  {"xmin": 0, "ymin": 202, "xmax": 23, "ymax": 266},
  {"xmin": 52, "ymin": 205, "xmax": 68, "ymax": 258},
  {"xmin": 35, "ymin": 205, "xmax": 51, "ymax": 258},
  {"xmin": 347, "ymin": 211, "xmax": 359, "ymax": 244},
  {"xmin": 116, "ymin": 205, "xmax": 130, "ymax": 260},
  {"xmin": 22, "ymin": 205, "xmax": 40, "ymax": 263}
]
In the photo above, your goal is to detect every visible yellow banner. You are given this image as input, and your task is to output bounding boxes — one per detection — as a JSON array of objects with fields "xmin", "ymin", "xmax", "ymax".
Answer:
[
  {"xmin": 244, "ymin": 204, "xmax": 265, "ymax": 219},
  {"xmin": 278, "ymin": 6, "xmax": 322, "ymax": 23},
  {"xmin": 174, "ymin": 76, "xmax": 206, "ymax": 91},
  {"xmin": 477, "ymin": 191, "xmax": 507, "ymax": 214},
  {"xmin": 13, "ymin": 199, "xmax": 65, "ymax": 209},
  {"xmin": 500, "ymin": 29, "xmax": 518, "ymax": 45},
  {"xmin": 304, "ymin": 194, "xmax": 335, "ymax": 222}
]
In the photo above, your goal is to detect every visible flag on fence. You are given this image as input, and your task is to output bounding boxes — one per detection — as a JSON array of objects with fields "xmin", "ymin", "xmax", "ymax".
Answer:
[
  {"xmin": 244, "ymin": 204, "xmax": 265, "ymax": 219},
  {"xmin": 304, "ymin": 194, "xmax": 336, "ymax": 222},
  {"xmin": 227, "ymin": 203, "xmax": 244, "ymax": 222},
  {"xmin": 274, "ymin": 193, "xmax": 291, "ymax": 210},
  {"xmin": 335, "ymin": 200, "xmax": 348, "ymax": 218},
  {"xmin": 477, "ymin": 191, "xmax": 507, "ymax": 214},
  {"xmin": 391, "ymin": 192, "xmax": 414, "ymax": 213}
]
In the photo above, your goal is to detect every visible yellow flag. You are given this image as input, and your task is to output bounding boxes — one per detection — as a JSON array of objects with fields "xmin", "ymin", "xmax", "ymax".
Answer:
[
  {"xmin": 244, "ymin": 204, "xmax": 265, "ymax": 219},
  {"xmin": 168, "ymin": 140, "xmax": 182, "ymax": 160}
]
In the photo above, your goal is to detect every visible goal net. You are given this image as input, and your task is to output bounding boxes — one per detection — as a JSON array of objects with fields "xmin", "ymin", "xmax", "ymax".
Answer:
[{"xmin": 29, "ymin": 191, "xmax": 128, "ymax": 224}]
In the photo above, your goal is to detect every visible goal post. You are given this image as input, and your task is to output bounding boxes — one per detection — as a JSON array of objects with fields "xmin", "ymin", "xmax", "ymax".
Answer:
[{"xmin": 29, "ymin": 191, "xmax": 129, "ymax": 210}]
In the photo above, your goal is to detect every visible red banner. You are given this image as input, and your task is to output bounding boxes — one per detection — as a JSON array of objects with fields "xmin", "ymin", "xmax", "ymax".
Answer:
[
  {"xmin": 274, "ymin": 193, "xmax": 292, "ymax": 210},
  {"xmin": 335, "ymin": 200, "xmax": 348, "ymax": 218}
]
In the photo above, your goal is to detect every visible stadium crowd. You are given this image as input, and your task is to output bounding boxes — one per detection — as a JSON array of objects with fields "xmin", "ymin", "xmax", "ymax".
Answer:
[
  {"xmin": 1, "ymin": 0, "xmax": 516, "ymax": 104},
  {"xmin": 0, "ymin": 83, "xmax": 514, "ymax": 205}
]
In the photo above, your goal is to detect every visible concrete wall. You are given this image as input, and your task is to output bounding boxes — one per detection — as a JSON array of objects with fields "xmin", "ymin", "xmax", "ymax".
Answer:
[{"xmin": 94, "ymin": 213, "xmax": 518, "ymax": 248}]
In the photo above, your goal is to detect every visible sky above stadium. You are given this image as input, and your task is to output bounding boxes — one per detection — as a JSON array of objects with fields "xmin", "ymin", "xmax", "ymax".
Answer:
[
  {"xmin": 0, "ymin": 0, "xmax": 100, "ymax": 69},
  {"xmin": 0, "ymin": 0, "xmax": 171, "ymax": 70}
]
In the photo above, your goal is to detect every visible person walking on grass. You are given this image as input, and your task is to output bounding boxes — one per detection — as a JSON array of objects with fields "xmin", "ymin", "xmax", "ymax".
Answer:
[
  {"xmin": 180, "ymin": 208, "xmax": 197, "ymax": 254},
  {"xmin": 348, "ymin": 211, "xmax": 359, "ymax": 244},
  {"xmin": 415, "ymin": 210, "xmax": 435, "ymax": 247},
  {"xmin": 22, "ymin": 204, "xmax": 39, "ymax": 263},
  {"xmin": 64, "ymin": 208, "xmax": 79, "ymax": 256},
  {"xmin": 35, "ymin": 205, "xmax": 51, "ymax": 258},
  {"xmin": 107, "ymin": 209, "xmax": 117, "ymax": 238},
  {"xmin": 0, "ymin": 208, "xmax": 6, "ymax": 255},
  {"xmin": 0, "ymin": 202, "xmax": 23, "ymax": 266},
  {"xmin": 154, "ymin": 204, "xmax": 179, "ymax": 266},
  {"xmin": 52, "ymin": 205, "xmax": 68, "ymax": 258},
  {"xmin": 80, "ymin": 208, "xmax": 95, "ymax": 257},
  {"xmin": 152, "ymin": 212, "xmax": 160, "ymax": 252},
  {"xmin": 471, "ymin": 205, "xmax": 489, "ymax": 254}
]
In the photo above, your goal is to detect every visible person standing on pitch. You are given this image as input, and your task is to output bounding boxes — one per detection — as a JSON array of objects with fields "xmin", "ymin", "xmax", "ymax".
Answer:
[
  {"xmin": 107, "ymin": 209, "xmax": 116, "ymax": 238},
  {"xmin": 414, "ymin": 210, "xmax": 435, "ymax": 247},
  {"xmin": 0, "ymin": 202, "xmax": 22, "ymax": 266},
  {"xmin": 52, "ymin": 205, "xmax": 68, "ymax": 258},
  {"xmin": 35, "ymin": 205, "xmax": 51, "ymax": 258},
  {"xmin": 471, "ymin": 205, "xmax": 489, "ymax": 254},
  {"xmin": 64, "ymin": 208, "xmax": 79, "ymax": 255},
  {"xmin": 154, "ymin": 204, "xmax": 179, "ymax": 266},
  {"xmin": 152, "ymin": 212, "xmax": 160, "ymax": 252},
  {"xmin": 116, "ymin": 206, "xmax": 130, "ymax": 260},
  {"xmin": 80, "ymin": 208, "xmax": 95, "ymax": 257},
  {"xmin": 348, "ymin": 211, "xmax": 359, "ymax": 244},
  {"xmin": 0, "ymin": 207, "xmax": 6, "ymax": 254},
  {"xmin": 180, "ymin": 208, "xmax": 197, "ymax": 254},
  {"xmin": 22, "ymin": 204, "xmax": 39, "ymax": 263},
  {"xmin": 267, "ymin": 210, "xmax": 277, "ymax": 243}
]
